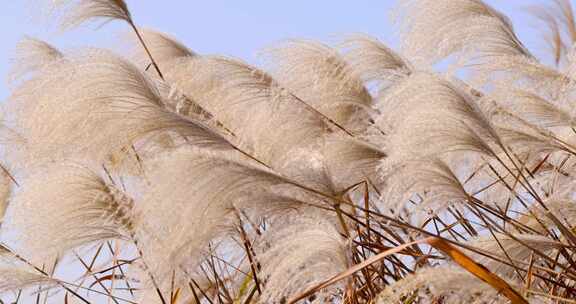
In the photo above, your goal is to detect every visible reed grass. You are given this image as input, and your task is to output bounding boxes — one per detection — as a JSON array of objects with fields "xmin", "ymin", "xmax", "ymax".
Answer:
[{"xmin": 2, "ymin": 0, "xmax": 576, "ymax": 303}]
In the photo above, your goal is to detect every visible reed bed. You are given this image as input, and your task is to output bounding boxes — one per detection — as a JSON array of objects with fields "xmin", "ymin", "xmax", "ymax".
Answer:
[{"xmin": 1, "ymin": 0, "xmax": 576, "ymax": 303}]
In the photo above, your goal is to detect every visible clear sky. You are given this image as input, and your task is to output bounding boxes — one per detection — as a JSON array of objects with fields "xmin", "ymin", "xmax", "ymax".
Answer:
[{"xmin": 0, "ymin": 0, "xmax": 560, "ymax": 101}]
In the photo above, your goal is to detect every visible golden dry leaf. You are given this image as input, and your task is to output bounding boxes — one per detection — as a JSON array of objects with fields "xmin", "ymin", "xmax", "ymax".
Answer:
[{"xmin": 427, "ymin": 237, "xmax": 528, "ymax": 304}]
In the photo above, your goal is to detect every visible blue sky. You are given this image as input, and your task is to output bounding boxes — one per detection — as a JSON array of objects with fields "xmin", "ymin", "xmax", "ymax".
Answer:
[{"xmin": 0, "ymin": 0, "xmax": 560, "ymax": 100}]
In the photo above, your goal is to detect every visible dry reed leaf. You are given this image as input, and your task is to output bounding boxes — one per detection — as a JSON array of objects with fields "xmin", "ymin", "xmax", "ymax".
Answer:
[{"xmin": 428, "ymin": 238, "xmax": 529, "ymax": 304}]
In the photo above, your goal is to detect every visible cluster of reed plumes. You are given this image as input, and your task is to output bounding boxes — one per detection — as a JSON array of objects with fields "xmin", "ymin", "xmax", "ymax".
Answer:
[{"xmin": 3, "ymin": 0, "xmax": 576, "ymax": 303}]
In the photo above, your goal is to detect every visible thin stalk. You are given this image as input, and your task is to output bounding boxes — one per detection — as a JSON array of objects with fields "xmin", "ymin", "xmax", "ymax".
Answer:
[{"xmin": 128, "ymin": 21, "xmax": 164, "ymax": 80}]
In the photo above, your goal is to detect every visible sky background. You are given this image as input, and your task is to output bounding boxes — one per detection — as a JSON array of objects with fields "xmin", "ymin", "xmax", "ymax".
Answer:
[{"xmin": 0, "ymin": 0, "xmax": 560, "ymax": 100}]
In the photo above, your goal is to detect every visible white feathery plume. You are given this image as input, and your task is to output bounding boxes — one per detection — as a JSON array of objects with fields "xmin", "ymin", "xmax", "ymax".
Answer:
[
  {"xmin": 380, "ymin": 158, "xmax": 470, "ymax": 220},
  {"xmin": 492, "ymin": 89, "xmax": 575, "ymax": 128},
  {"xmin": 464, "ymin": 233, "xmax": 566, "ymax": 289},
  {"xmin": 565, "ymin": 45, "xmax": 576, "ymax": 78},
  {"xmin": 161, "ymin": 56, "xmax": 261, "ymax": 144},
  {"xmin": 322, "ymin": 136, "xmax": 386, "ymax": 191},
  {"xmin": 129, "ymin": 261, "xmax": 206, "ymax": 304},
  {"xmin": 47, "ymin": 0, "xmax": 172, "ymax": 81},
  {"xmin": 0, "ymin": 245, "xmax": 57, "ymax": 294},
  {"xmin": 473, "ymin": 54, "xmax": 575, "ymax": 94},
  {"xmin": 468, "ymin": 233, "xmax": 564, "ymax": 278},
  {"xmin": 376, "ymin": 266, "xmax": 501, "ymax": 304},
  {"xmin": 158, "ymin": 57, "xmax": 223, "ymax": 118},
  {"xmin": 517, "ymin": 181, "xmax": 576, "ymax": 234},
  {"xmin": 140, "ymin": 55, "xmax": 341, "ymax": 198},
  {"xmin": 530, "ymin": 7, "xmax": 565, "ymax": 66},
  {"xmin": 7, "ymin": 37, "xmax": 63, "ymax": 86},
  {"xmin": 3, "ymin": 164, "xmax": 133, "ymax": 263},
  {"xmin": 0, "ymin": 269, "xmax": 55, "ymax": 296},
  {"xmin": 257, "ymin": 213, "xmax": 349, "ymax": 303},
  {"xmin": 164, "ymin": 56, "xmax": 329, "ymax": 171},
  {"xmin": 6, "ymin": 49, "xmax": 232, "ymax": 168},
  {"xmin": 398, "ymin": 0, "xmax": 530, "ymax": 64},
  {"xmin": 158, "ymin": 57, "xmax": 242, "ymax": 143},
  {"xmin": 262, "ymin": 40, "xmax": 374, "ymax": 132},
  {"xmin": 273, "ymin": 147, "xmax": 338, "ymax": 195},
  {"xmin": 529, "ymin": 0, "xmax": 576, "ymax": 65},
  {"xmin": 487, "ymin": 105, "xmax": 574, "ymax": 157},
  {"xmin": 517, "ymin": 200, "xmax": 576, "ymax": 236},
  {"xmin": 337, "ymin": 35, "xmax": 418, "ymax": 139},
  {"xmin": 340, "ymin": 34, "xmax": 412, "ymax": 91},
  {"xmin": 0, "ymin": 167, "xmax": 13, "ymax": 223},
  {"xmin": 152, "ymin": 74, "xmax": 216, "ymax": 124},
  {"xmin": 498, "ymin": 125, "xmax": 570, "ymax": 157},
  {"xmin": 48, "ymin": 0, "xmax": 131, "ymax": 30},
  {"xmin": 134, "ymin": 286, "xmax": 173, "ymax": 304},
  {"xmin": 134, "ymin": 146, "xmax": 321, "ymax": 286},
  {"xmin": 202, "ymin": 57, "xmax": 330, "ymax": 169},
  {"xmin": 148, "ymin": 62, "xmax": 223, "ymax": 137},
  {"xmin": 162, "ymin": 88, "xmax": 216, "ymax": 123},
  {"xmin": 398, "ymin": 0, "xmax": 576, "ymax": 93},
  {"xmin": 128, "ymin": 28, "xmax": 196, "ymax": 73},
  {"xmin": 376, "ymin": 73, "xmax": 499, "ymax": 171}
]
